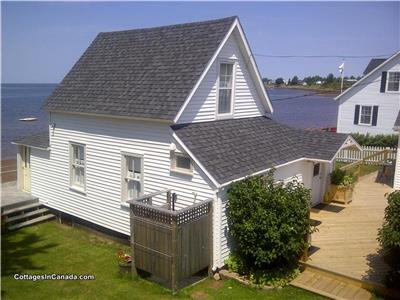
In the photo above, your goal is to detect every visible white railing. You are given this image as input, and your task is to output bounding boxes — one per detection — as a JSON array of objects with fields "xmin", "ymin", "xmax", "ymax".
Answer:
[{"xmin": 336, "ymin": 146, "xmax": 397, "ymax": 164}]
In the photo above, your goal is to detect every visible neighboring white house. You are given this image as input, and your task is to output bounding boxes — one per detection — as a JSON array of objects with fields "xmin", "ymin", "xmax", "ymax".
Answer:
[
  {"xmin": 12, "ymin": 17, "xmax": 357, "ymax": 269},
  {"xmin": 394, "ymin": 112, "xmax": 400, "ymax": 189},
  {"xmin": 336, "ymin": 51, "xmax": 400, "ymax": 135}
]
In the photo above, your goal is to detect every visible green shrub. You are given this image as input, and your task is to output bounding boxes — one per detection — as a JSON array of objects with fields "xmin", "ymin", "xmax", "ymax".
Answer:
[
  {"xmin": 351, "ymin": 133, "xmax": 398, "ymax": 148},
  {"xmin": 225, "ymin": 170, "xmax": 312, "ymax": 285},
  {"xmin": 378, "ymin": 191, "xmax": 400, "ymax": 287},
  {"xmin": 331, "ymin": 169, "xmax": 355, "ymax": 187}
]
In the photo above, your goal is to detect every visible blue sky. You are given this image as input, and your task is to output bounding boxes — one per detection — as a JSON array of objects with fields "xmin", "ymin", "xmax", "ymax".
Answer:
[{"xmin": 2, "ymin": 1, "xmax": 399, "ymax": 83}]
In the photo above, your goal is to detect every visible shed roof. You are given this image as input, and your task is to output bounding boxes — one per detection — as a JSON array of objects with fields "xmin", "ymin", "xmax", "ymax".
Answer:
[
  {"xmin": 394, "ymin": 111, "xmax": 400, "ymax": 129},
  {"xmin": 172, "ymin": 117, "xmax": 350, "ymax": 185},
  {"xmin": 12, "ymin": 131, "xmax": 50, "ymax": 150},
  {"xmin": 42, "ymin": 17, "xmax": 236, "ymax": 120}
]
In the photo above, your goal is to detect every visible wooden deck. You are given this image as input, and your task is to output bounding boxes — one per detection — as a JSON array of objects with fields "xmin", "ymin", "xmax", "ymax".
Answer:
[{"xmin": 309, "ymin": 171, "xmax": 392, "ymax": 284}]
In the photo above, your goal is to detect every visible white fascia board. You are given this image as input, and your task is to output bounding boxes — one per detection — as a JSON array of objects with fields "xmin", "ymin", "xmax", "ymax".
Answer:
[
  {"xmin": 11, "ymin": 142, "xmax": 50, "ymax": 151},
  {"xmin": 235, "ymin": 19, "xmax": 274, "ymax": 114},
  {"xmin": 172, "ymin": 132, "xmax": 221, "ymax": 189},
  {"xmin": 173, "ymin": 19, "xmax": 238, "ymax": 124},
  {"xmin": 329, "ymin": 135, "xmax": 363, "ymax": 163},
  {"xmin": 335, "ymin": 51, "xmax": 400, "ymax": 101}
]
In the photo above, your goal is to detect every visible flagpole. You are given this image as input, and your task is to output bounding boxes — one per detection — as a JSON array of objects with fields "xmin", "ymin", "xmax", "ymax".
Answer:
[{"xmin": 340, "ymin": 59, "xmax": 345, "ymax": 93}]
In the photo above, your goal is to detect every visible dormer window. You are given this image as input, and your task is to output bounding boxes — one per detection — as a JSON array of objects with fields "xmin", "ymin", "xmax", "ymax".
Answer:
[{"xmin": 217, "ymin": 62, "xmax": 235, "ymax": 117}]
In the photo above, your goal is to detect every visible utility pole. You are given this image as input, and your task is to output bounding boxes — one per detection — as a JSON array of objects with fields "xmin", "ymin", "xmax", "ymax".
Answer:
[{"xmin": 339, "ymin": 60, "xmax": 345, "ymax": 93}]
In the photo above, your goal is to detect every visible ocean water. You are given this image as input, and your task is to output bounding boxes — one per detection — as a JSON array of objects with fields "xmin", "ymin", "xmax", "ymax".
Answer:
[
  {"xmin": 1, "ymin": 84, "xmax": 57, "ymax": 159},
  {"xmin": 1, "ymin": 84, "xmax": 337, "ymax": 160}
]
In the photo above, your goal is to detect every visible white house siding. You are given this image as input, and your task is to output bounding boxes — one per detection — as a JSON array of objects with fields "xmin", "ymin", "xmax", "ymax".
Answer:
[
  {"xmin": 214, "ymin": 159, "xmax": 328, "ymax": 268},
  {"xmin": 337, "ymin": 60, "xmax": 400, "ymax": 135},
  {"xmin": 30, "ymin": 113, "xmax": 216, "ymax": 235},
  {"xmin": 394, "ymin": 134, "xmax": 400, "ymax": 189},
  {"xmin": 177, "ymin": 30, "xmax": 265, "ymax": 124}
]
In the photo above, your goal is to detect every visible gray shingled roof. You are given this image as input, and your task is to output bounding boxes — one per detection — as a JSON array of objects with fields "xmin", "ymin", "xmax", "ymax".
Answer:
[
  {"xmin": 172, "ymin": 117, "xmax": 349, "ymax": 184},
  {"xmin": 43, "ymin": 17, "xmax": 236, "ymax": 120},
  {"xmin": 363, "ymin": 58, "xmax": 387, "ymax": 75},
  {"xmin": 12, "ymin": 131, "xmax": 49, "ymax": 150},
  {"xmin": 395, "ymin": 111, "xmax": 400, "ymax": 128}
]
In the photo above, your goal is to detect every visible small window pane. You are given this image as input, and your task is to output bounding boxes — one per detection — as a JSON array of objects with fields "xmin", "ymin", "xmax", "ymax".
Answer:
[
  {"xmin": 176, "ymin": 155, "xmax": 191, "ymax": 170},
  {"xmin": 388, "ymin": 72, "xmax": 400, "ymax": 91},
  {"xmin": 313, "ymin": 163, "xmax": 320, "ymax": 177},
  {"xmin": 360, "ymin": 106, "xmax": 372, "ymax": 124},
  {"xmin": 218, "ymin": 89, "xmax": 232, "ymax": 114},
  {"xmin": 71, "ymin": 144, "xmax": 85, "ymax": 189},
  {"xmin": 126, "ymin": 156, "xmax": 142, "ymax": 179},
  {"xmin": 128, "ymin": 181, "xmax": 140, "ymax": 199}
]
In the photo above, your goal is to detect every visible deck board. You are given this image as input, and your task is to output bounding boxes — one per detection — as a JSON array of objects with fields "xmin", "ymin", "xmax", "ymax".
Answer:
[{"xmin": 309, "ymin": 171, "xmax": 392, "ymax": 284}]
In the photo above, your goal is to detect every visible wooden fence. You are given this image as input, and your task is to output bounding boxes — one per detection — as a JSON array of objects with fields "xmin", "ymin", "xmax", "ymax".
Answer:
[
  {"xmin": 336, "ymin": 146, "xmax": 397, "ymax": 164},
  {"xmin": 128, "ymin": 190, "xmax": 213, "ymax": 292}
]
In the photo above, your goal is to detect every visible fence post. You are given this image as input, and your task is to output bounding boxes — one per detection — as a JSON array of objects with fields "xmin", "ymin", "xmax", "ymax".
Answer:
[
  {"xmin": 208, "ymin": 202, "xmax": 214, "ymax": 277},
  {"xmin": 171, "ymin": 214, "xmax": 178, "ymax": 293},
  {"xmin": 166, "ymin": 191, "xmax": 171, "ymax": 210},
  {"xmin": 130, "ymin": 207, "xmax": 138, "ymax": 277}
]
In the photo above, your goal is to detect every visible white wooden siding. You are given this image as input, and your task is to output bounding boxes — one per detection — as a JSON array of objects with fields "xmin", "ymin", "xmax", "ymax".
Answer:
[
  {"xmin": 30, "ymin": 113, "xmax": 215, "ymax": 235},
  {"xmin": 394, "ymin": 136, "xmax": 400, "ymax": 189},
  {"xmin": 337, "ymin": 60, "xmax": 400, "ymax": 135},
  {"xmin": 177, "ymin": 30, "xmax": 265, "ymax": 124},
  {"xmin": 215, "ymin": 160, "xmax": 326, "ymax": 268}
]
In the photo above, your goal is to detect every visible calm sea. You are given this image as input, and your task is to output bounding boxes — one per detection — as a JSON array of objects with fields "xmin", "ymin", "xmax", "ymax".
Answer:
[{"xmin": 1, "ymin": 84, "xmax": 338, "ymax": 160}]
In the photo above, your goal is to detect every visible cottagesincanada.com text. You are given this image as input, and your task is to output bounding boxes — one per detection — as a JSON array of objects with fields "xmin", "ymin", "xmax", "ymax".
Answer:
[{"xmin": 14, "ymin": 273, "xmax": 95, "ymax": 281}]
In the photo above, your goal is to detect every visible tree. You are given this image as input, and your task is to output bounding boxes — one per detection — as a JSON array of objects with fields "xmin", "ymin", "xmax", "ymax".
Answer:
[
  {"xmin": 291, "ymin": 76, "xmax": 299, "ymax": 85},
  {"xmin": 275, "ymin": 78, "xmax": 284, "ymax": 85},
  {"xmin": 326, "ymin": 73, "xmax": 335, "ymax": 84}
]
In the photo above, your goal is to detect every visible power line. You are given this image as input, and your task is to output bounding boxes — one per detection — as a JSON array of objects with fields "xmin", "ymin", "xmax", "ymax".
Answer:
[{"xmin": 253, "ymin": 53, "xmax": 395, "ymax": 59}]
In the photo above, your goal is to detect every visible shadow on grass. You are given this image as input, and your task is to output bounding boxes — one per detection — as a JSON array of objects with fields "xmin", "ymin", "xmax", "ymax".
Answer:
[{"xmin": 1, "ymin": 229, "xmax": 58, "ymax": 276}]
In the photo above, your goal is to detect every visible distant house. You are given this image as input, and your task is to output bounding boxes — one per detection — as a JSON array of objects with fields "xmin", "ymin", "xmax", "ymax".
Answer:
[
  {"xmin": 12, "ymin": 17, "xmax": 357, "ymax": 269},
  {"xmin": 336, "ymin": 51, "xmax": 400, "ymax": 135}
]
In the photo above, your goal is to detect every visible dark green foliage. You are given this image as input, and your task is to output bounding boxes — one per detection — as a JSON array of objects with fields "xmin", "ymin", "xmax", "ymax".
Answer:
[
  {"xmin": 378, "ymin": 191, "xmax": 400, "ymax": 287},
  {"xmin": 331, "ymin": 169, "xmax": 355, "ymax": 187},
  {"xmin": 351, "ymin": 133, "xmax": 398, "ymax": 148},
  {"xmin": 226, "ymin": 171, "xmax": 312, "ymax": 273},
  {"xmin": 275, "ymin": 78, "xmax": 284, "ymax": 85},
  {"xmin": 290, "ymin": 76, "xmax": 299, "ymax": 85}
]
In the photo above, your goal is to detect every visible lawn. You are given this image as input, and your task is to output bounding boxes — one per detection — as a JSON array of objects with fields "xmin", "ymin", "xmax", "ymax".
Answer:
[
  {"xmin": 335, "ymin": 161, "xmax": 380, "ymax": 178},
  {"xmin": 1, "ymin": 221, "xmax": 326, "ymax": 300}
]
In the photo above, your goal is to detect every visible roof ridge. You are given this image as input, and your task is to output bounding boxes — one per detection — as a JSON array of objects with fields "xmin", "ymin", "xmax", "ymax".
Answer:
[{"xmin": 99, "ymin": 16, "xmax": 237, "ymax": 35}]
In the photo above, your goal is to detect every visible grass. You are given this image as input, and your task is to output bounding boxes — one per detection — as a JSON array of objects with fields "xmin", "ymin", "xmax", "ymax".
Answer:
[{"xmin": 1, "ymin": 221, "xmax": 326, "ymax": 300}]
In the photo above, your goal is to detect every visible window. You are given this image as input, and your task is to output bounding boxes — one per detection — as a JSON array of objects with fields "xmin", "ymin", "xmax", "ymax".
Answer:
[
  {"xmin": 171, "ymin": 151, "xmax": 192, "ymax": 174},
  {"xmin": 387, "ymin": 72, "xmax": 400, "ymax": 91},
  {"xmin": 217, "ymin": 63, "xmax": 234, "ymax": 116},
  {"xmin": 122, "ymin": 154, "xmax": 143, "ymax": 201},
  {"xmin": 359, "ymin": 105, "xmax": 372, "ymax": 125},
  {"xmin": 70, "ymin": 143, "xmax": 85, "ymax": 190},
  {"xmin": 313, "ymin": 163, "xmax": 320, "ymax": 177}
]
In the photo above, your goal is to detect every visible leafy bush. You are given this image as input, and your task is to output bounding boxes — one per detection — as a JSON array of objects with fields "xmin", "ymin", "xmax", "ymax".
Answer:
[
  {"xmin": 331, "ymin": 169, "xmax": 355, "ymax": 187},
  {"xmin": 378, "ymin": 191, "xmax": 400, "ymax": 287},
  {"xmin": 351, "ymin": 133, "xmax": 398, "ymax": 148},
  {"xmin": 225, "ymin": 170, "xmax": 312, "ymax": 286}
]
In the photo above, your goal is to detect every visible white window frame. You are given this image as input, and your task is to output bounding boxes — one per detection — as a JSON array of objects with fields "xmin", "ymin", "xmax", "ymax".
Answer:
[
  {"xmin": 216, "ymin": 60, "xmax": 237, "ymax": 119},
  {"xmin": 170, "ymin": 151, "xmax": 193, "ymax": 175},
  {"xmin": 121, "ymin": 153, "xmax": 144, "ymax": 203},
  {"xmin": 386, "ymin": 71, "xmax": 400, "ymax": 92},
  {"xmin": 69, "ymin": 142, "xmax": 86, "ymax": 193},
  {"xmin": 359, "ymin": 105, "xmax": 373, "ymax": 126}
]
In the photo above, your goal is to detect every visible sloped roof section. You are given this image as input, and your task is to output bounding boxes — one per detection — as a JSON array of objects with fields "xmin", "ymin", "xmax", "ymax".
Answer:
[
  {"xmin": 363, "ymin": 58, "xmax": 387, "ymax": 75},
  {"xmin": 43, "ymin": 17, "xmax": 236, "ymax": 120},
  {"xmin": 172, "ymin": 117, "xmax": 349, "ymax": 184},
  {"xmin": 394, "ymin": 111, "xmax": 400, "ymax": 128},
  {"xmin": 12, "ymin": 131, "xmax": 49, "ymax": 150}
]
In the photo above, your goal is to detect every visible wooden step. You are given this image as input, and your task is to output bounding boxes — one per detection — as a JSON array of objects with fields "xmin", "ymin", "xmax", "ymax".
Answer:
[
  {"xmin": 7, "ymin": 214, "xmax": 55, "ymax": 231},
  {"xmin": 291, "ymin": 269, "xmax": 372, "ymax": 300},
  {"xmin": 5, "ymin": 207, "xmax": 50, "ymax": 224},
  {"xmin": 2, "ymin": 202, "xmax": 42, "ymax": 216}
]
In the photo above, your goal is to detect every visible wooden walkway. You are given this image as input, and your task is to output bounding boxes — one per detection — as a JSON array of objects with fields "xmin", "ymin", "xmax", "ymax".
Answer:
[{"xmin": 309, "ymin": 171, "xmax": 392, "ymax": 284}]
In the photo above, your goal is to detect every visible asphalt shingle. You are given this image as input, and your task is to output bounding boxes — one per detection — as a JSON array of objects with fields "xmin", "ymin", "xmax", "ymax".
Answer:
[
  {"xmin": 395, "ymin": 111, "xmax": 400, "ymax": 128},
  {"xmin": 42, "ymin": 17, "xmax": 236, "ymax": 120},
  {"xmin": 363, "ymin": 58, "xmax": 387, "ymax": 75},
  {"xmin": 172, "ymin": 117, "xmax": 349, "ymax": 184},
  {"xmin": 12, "ymin": 131, "xmax": 49, "ymax": 150}
]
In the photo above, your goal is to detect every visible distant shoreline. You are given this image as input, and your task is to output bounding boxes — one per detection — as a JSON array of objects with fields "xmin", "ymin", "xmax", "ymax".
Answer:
[{"xmin": 267, "ymin": 85, "xmax": 340, "ymax": 97}]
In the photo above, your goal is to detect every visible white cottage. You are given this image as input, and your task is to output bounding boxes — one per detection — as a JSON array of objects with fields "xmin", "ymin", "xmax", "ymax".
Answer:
[
  {"xmin": 12, "ymin": 17, "xmax": 356, "ymax": 269},
  {"xmin": 336, "ymin": 51, "xmax": 400, "ymax": 135}
]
